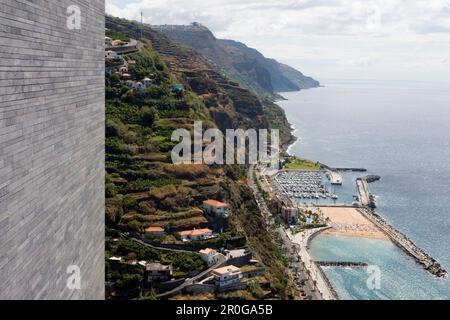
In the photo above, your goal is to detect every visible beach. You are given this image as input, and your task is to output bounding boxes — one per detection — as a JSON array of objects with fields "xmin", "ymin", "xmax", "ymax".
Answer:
[{"xmin": 318, "ymin": 207, "xmax": 389, "ymax": 241}]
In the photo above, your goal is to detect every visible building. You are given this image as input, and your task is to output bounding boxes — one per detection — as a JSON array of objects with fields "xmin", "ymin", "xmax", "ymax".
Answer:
[
  {"xmin": 145, "ymin": 263, "xmax": 173, "ymax": 282},
  {"xmin": 178, "ymin": 228, "xmax": 214, "ymax": 241},
  {"xmin": 119, "ymin": 66, "xmax": 128, "ymax": 74},
  {"xmin": 145, "ymin": 226, "xmax": 166, "ymax": 238},
  {"xmin": 105, "ymin": 50, "xmax": 120, "ymax": 59},
  {"xmin": 199, "ymin": 248, "xmax": 221, "ymax": 266},
  {"xmin": 0, "ymin": 0, "xmax": 105, "ymax": 300},
  {"xmin": 282, "ymin": 206, "xmax": 298, "ymax": 224},
  {"xmin": 143, "ymin": 77, "xmax": 153, "ymax": 88},
  {"xmin": 108, "ymin": 257, "xmax": 123, "ymax": 264},
  {"xmin": 203, "ymin": 200, "xmax": 229, "ymax": 218},
  {"xmin": 105, "ymin": 36, "xmax": 113, "ymax": 47},
  {"xmin": 212, "ymin": 265, "xmax": 242, "ymax": 288},
  {"xmin": 134, "ymin": 81, "xmax": 145, "ymax": 91}
]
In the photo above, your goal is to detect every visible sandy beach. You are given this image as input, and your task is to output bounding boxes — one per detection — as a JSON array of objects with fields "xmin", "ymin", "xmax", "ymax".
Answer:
[{"xmin": 318, "ymin": 207, "xmax": 389, "ymax": 240}]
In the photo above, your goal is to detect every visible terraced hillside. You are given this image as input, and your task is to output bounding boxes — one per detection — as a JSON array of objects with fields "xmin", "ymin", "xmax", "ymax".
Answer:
[{"xmin": 105, "ymin": 16, "xmax": 299, "ymax": 300}]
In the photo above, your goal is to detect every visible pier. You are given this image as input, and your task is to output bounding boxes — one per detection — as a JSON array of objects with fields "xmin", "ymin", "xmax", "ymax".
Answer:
[
  {"xmin": 358, "ymin": 208, "xmax": 448, "ymax": 278},
  {"xmin": 356, "ymin": 178, "xmax": 370, "ymax": 206},
  {"xmin": 327, "ymin": 171, "xmax": 343, "ymax": 185}
]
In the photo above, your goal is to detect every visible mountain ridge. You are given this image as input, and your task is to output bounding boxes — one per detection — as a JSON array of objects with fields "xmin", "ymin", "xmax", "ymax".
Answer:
[{"xmin": 151, "ymin": 23, "xmax": 320, "ymax": 99}]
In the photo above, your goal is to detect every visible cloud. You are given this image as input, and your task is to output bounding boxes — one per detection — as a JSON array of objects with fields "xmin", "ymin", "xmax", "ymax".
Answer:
[
  {"xmin": 338, "ymin": 55, "xmax": 379, "ymax": 67},
  {"xmin": 106, "ymin": 0, "xmax": 450, "ymax": 82},
  {"xmin": 106, "ymin": 0, "xmax": 450, "ymax": 37}
]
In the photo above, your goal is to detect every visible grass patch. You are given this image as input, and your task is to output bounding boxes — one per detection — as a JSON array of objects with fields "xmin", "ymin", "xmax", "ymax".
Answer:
[{"xmin": 284, "ymin": 157, "xmax": 322, "ymax": 171}]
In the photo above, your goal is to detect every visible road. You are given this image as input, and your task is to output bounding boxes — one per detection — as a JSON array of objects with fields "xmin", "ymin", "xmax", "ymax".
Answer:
[
  {"xmin": 248, "ymin": 165, "xmax": 322, "ymax": 300},
  {"xmin": 157, "ymin": 254, "xmax": 227, "ymax": 299},
  {"xmin": 114, "ymin": 229, "xmax": 228, "ymax": 298}
]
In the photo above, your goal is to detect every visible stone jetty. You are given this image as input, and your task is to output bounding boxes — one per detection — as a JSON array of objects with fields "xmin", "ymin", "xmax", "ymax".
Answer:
[{"xmin": 358, "ymin": 208, "xmax": 448, "ymax": 278}]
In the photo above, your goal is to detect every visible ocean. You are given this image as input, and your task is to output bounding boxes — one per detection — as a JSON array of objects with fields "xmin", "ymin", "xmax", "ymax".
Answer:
[{"xmin": 278, "ymin": 79, "xmax": 450, "ymax": 300}]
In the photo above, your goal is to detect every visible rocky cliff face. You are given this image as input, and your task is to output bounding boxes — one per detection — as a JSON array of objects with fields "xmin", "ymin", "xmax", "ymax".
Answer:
[
  {"xmin": 152, "ymin": 23, "xmax": 320, "ymax": 98},
  {"xmin": 220, "ymin": 39, "xmax": 320, "ymax": 92}
]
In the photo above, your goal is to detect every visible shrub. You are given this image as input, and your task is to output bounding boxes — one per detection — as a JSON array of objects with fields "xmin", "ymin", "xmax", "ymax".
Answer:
[{"xmin": 140, "ymin": 106, "xmax": 156, "ymax": 127}]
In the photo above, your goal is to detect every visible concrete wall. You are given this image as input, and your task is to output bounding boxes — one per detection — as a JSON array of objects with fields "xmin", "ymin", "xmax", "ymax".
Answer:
[{"xmin": 0, "ymin": 0, "xmax": 105, "ymax": 300}]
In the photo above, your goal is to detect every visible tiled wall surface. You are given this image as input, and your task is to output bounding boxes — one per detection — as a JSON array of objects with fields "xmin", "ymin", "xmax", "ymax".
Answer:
[{"xmin": 0, "ymin": 0, "xmax": 105, "ymax": 299}]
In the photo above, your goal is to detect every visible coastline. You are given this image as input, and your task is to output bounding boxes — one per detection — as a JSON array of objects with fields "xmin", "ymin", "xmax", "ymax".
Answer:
[
  {"xmin": 275, "ymin": 88, "xmax": 448, "ymax": 299},
  {"xmin": 287, "ymin": 227, "xmax": 338, "ymax": 300}
]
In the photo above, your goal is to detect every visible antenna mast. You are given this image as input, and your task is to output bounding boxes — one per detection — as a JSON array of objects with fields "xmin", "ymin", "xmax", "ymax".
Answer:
[{"xmin": 140, "ymin": 11, "xmax": 143, "ymax": 41}]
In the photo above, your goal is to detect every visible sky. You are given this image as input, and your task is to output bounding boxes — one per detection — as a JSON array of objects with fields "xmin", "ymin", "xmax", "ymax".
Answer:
[{"xmin": 106, "ymin": 0, "xmax": 450, "ymax": 83}]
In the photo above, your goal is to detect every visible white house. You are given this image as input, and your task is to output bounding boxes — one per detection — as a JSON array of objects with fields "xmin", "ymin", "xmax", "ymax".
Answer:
[
  {"xmin": 178, "ymin": 228, "xmax": 214, "ymax": 242},
  {"xmin": 203, "ymin": 200, "xmax": 229, "ymax": 218},
  {"xmin": 212, "ymin": 265, "xmax": 242, "ymax": 288},
  {"xmin": 143, "ymin": 77, "xmax": 153, "ymax": 88},
  {"xmin": 119, "ymin": 66, "xmax": 128, "ymax": 74},
  {"xmin": 145, "ymin": 263, "xmax": 173, "ymax": 282},
  {"xmin": 199, "ymin": 248, "xmax": 221, "ymax": 266},
  {"xmin": 105, "ymin": 36, "xmax": 113, "ymax": 47},
  {"xmin": 134, "ymin": 82, "xmax": 145, "ymax": 91}
]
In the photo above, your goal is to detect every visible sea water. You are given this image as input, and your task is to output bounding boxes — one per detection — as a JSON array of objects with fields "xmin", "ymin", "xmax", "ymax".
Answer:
[{"xmin": 279, "ymin": 79, "xmax": 450, "ymax": 300}]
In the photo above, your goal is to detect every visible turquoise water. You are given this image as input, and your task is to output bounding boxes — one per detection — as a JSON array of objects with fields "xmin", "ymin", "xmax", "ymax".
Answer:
[
  {"xmin": 279, "ymin": 79, "xmax": 450, "ymax": 300},
  {"xmin": 309, "ymin": 235, "xmax": 449, "ymax": 300}
]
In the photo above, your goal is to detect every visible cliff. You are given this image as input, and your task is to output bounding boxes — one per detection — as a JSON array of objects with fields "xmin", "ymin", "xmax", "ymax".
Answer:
[{"xmin": 152, "ymin": 23, "xmax": 320, "ymax": 98}]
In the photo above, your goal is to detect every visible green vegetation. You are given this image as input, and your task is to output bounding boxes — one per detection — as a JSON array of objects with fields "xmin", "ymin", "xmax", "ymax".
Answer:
[
  {"xmin": 105, "ymin": 15, "xmax": 301, "ymax": 300},
  {"xmin": 284, "ymin": 157, "xmax": 322, "ymax": 171},
  {"xmin": 106, "ymin": 230, "xmax": 206, "ymax": 299},
  {"xmin": 263, "ymin": 99, "xmax": 295, "ymax": 148},
  {"xmin": 106, "ymin": 29, "xmax": 130, "ymax": 42}
]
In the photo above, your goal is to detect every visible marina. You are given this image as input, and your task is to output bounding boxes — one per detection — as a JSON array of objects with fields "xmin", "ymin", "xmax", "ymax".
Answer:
[
  {"xmin": 270, "ymin": 161, "xmax": 448, "ymax": 284},
  {"xmin": 326, "ymin": 171, "xmax": 343, "ymax": 185},
  {"xmin": 275, "ymin": 171, "xmax": 340, "ymax": 202}
]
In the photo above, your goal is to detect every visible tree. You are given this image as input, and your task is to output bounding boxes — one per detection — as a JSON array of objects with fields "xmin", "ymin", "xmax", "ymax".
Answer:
[
  {"xmin": 127, "ymin": 220, "xmax": 142, "ymax": 233},
  {"xmin": 140, "ymin": 106, "xmax": 156, "ymax": 127}
]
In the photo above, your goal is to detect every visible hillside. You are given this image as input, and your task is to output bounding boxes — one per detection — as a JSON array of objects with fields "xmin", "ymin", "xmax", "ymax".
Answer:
[
  {"xmin": 152, "ymin": 23, "xmax": 320, "ymax": 98},
  {"xmin": 105, "ymin": 15, "xmax": 298, "ymax": 300}
]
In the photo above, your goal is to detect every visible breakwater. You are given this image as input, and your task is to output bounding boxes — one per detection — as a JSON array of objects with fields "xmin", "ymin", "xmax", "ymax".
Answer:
[
  {"xmin": 358, "ymin": 208, "xmax": 448, "ymax": 278},
  {"xmin": 316, "ymin": 261, "xmax": 368, "ymax": 267},
  {"xmin": 318, "ymin": 162, "xmax": 367, "ymax": 172}
]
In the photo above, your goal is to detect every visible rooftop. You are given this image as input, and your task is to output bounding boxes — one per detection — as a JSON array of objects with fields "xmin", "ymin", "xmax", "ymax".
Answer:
[
  {"xmin": 109, "ymin": 256, "xmax": 122, "ymax": 262},
  {"xmin": 212, "ymin": 265, "xmax": 241, "ymax": 276},
  {"xmin": 200, "ymin": 248, "xmax": 217, "ymax": 255},
  {"xmin": 145, "ymin": 226, "xmax": 165, "ymax": 232},
  {"xmin": 203, "ymin": 199, "xmax": 228, "ymax": 207},
  {"xmin": 146, "ymin": 263, "xmax": 172, "ymax": 271},
  {"xmin": 179, "ymin": 228, "xmax": 212, "ymax": 236}
]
